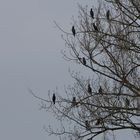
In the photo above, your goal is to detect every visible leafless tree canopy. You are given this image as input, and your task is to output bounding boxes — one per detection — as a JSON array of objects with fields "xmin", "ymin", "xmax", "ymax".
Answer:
[{"xmin": 31, "ymin": 0, "xmax": 140, "ymax": 140}]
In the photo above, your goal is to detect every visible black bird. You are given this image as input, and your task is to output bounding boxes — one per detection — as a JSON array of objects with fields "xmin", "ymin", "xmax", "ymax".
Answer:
[
  {"xmin": 52, "ymin": 93, "xmax": 56, "ymax": 104},
  {"xmin": 95, "ymin": 118, "xmax": 102, "ymax": 125},
  {"xmin": 90, "ymin": 8, "xmax": 94, "ymax": 19},
  {"xmin": 72, "ymin": 97, "xmax": 76, "ymax": 106},
  {"xmin": 87, "ymin": 137, "xmax": 92, "ymax": 140},
  {"xmin": 83, "ymin": 57, "xmax": 86, "ymax": 65},
  {"xmin": 85, "ymin": 120, "xmax": 90, "ymax": 130},
  {"xmin": 88, "ymin": 84, "xmax": 92, "ymax": 94},
  {"xmin": 72, "ymin": 26, "xmax": 76, "ymax": 37},
  {"xmin": 93, "ymin": 23, "xmax": 98, "ymax": 31},
  {"xmin": 87, "ymin": 138, "xmax": 92, "ymax": 140},
  {"xmin": 98, "ymin": 86, "xmax": 103, "ymax": 94},
  {"xmin": 125, "ymin": 98, "xmax": 130, "ymax": 107},
  {"xmin": 106, "ymin": 10, "xmax": 110, "ymax": 20}
]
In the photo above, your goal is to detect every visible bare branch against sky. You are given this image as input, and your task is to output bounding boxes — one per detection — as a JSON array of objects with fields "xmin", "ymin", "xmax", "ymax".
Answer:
[{"xmin": 30, "ymin": 0, "xmax": 140, "ymax": 140}]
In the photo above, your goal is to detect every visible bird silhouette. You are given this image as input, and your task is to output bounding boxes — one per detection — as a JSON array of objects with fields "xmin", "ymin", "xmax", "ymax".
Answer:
[
  {"xmin": 106, "ymin": 10, "xmax": 110, "ymax": 20},
  {"xmin": 52, "ymin": 93, "xmax": 56, "ymax": 104},
  {"xmin": 83, "ymin": 57, "xmax": 86, "ymax": 65},
  {"xmin": 72, "ymin": 97, "xmax": 76, "ymax": 106},
  {"xmin": 125, "ymin": 98, "xmax": 130, "ymax": 107},
  {"xmin": 72, "ymin": 26, "xmax": 76, "ymax": 37},
  {"xmin": 93, "ymin": 23, "xmax": 98, "ymax": 31},
  {"xmin": 95, "ymin": 118, "xmax": 102, "ymax": 125},
  {"xmin": 87, "ymin": 138, "xmax": 92, "ymax": 140},
  {"xmin": 90, "ymin": 8, "xmax": 94, "ymax": 19},
  {"xmin": 98, "ymin": 86, "xmax": 103, "ymax": 94},
  {"xmin": 88, "ymin": 84, "xmax": 92, "ymax": 94},
  {"xmin": 85, "ymin": 120, "xmax": 90, "ymax": 130}
]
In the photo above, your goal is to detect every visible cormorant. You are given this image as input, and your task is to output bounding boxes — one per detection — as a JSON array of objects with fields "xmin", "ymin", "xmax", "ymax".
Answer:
[
  {"xmin": 72, "ymin": 26, "xmax": 76, "ymax": 37},
  {"xmin": 85, "ymin": 120, "xmax": 90, "ymax": 130},
  {"xmin": 52, "ymin": 93, "xmax": 56, "ymax": 104},
  {"xmin": 95, "ymin": 118, "xmax": 102, "ymax": 125},
  {"xmin": 93, "ymin": 23, "xmax": 98, "ymax": 31},
  {"xmin": 72, "ymin": 97, "xmax": 76, "ymax": 106},
  {"xmin": 88, "ymin": 84, "xmax": 92, "ymax": 94},
  {"xmin": 106, "ymin": 10, "xmax": 110, "ymax": 20},
  {"xmin": 90, "ymin": 8, "xmax": 94, "ymax": 19},
  {"xmin": 99, "ymin": 86, "xmax": 103, "ymax": 94},
  {"xmin": 125, "ymin": 98, "xmax": 130, "ymax": 107},
  {"xmin": 87, "ymin": 138, "xmax": 92, "ymax": 140},
  {"xmin": 83, "ymin": 57, "xmax": 86, "ymax": 65}
]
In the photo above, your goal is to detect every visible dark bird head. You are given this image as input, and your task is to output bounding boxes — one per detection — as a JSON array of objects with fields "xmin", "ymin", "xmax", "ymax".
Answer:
[
  {"xmin": 52, "ymin": 93, "xmax": 56, "ymax": 104},
  {"xmin": 72, "ymin": 26, "xmax": 76, "ymax": 37},
  {"xmin": 93, "ymin": 23, "xmax": 98, "ymax": 31},
  {"xmin": 82, "ymin": 57, "xmax": 86, "ymax": 65},
  {"xmin": 90, "ymin": 8, "xmax": 94, "ymax": 19},
  {"xmin": 106, "ymin": 10, "xmax": 110, "ymax": 20},
  {"xmin": 88, "ymin": 84, "xmax": 92, "ymax": 94}
]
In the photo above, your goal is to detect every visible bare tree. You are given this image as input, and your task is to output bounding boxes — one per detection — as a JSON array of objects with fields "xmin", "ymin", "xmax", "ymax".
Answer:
[{"xmin": 30, "ymin": 0, "xmax": 140, "ymax": 140}]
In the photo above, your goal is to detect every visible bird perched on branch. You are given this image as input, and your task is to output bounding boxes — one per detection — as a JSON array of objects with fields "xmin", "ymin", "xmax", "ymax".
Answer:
[
  {"xmin": 72, "ymin": 26, "xmax": 76, "ymax": 37},
  {"xmin": 95, "ymin": 118, "xmax": 102, "ymax": 125},
  {"xmin": 98, "ymin": 86, "xmax": 103, "ymax": 94},
  {"xmin": 93, "ymin": 23, "xmax": 98, "ymax": 31},
  {"xmin": 52, "ymin": 93, "xmax": 56, "ymax": 104},
  {"xmin": 90, "ymin": 8, "xmax": 94, "ymax": 19},
  {"xmin": 88, "ymin": 84, "xmax": 92, "ymax": 95},
  {"xmin": 125, "ymin": 98, "xmax": 130, "ymax": 107},
  {"xmin": 85, "ymin": 120, "xmax": 91, "ymax": 130},
  {"xmin": 72, "ymin": 97, "xmax": 77, "ymax": 106},
  {"xmin": 87, "ymin": 138, "xmax": 92, "ymax": 140},
  {"xmin": 106, "ymin": 10, "xmax": 110, "ymax": 20},
  {"xmin": 82, "ymin": 57, "xmax": 86, "ymax": 65}
]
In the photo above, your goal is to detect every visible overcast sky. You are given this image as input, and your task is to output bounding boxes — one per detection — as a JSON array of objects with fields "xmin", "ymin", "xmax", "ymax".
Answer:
[
  {"xmin": 0, "ymin": 0, "xmax": 138, "ymax": 140},
  {"xmin": 0, "ymin": 0, "xmax": 90, "ymax": 140}
]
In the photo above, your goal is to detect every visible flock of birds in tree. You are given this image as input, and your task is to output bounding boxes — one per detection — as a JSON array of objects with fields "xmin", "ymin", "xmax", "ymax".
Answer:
[
  {"xmin": 52, "ymin": 85, "xmax": 103, "ymax": 105},
  {"xmin": 51, "ymin": 82, "xmax": 130, "ymax": 135},
  {"xmin": 71, "ymin": 8, "xmax": 110, "ymax": 37},
  {"xmin": 71, "ymin": 9, "xmax": 110, "ymax": 67},
  {"xmin": 51, "ymin": 8, "xmax": 130, "ymax": 137}
]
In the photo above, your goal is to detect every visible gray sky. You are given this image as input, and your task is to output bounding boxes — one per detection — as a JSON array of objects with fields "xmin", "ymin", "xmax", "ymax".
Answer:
[
  {"xmin": 0, "ymin": 0, "xmax": 138, "ymax": 140},
  {"xmin": 0, "ymin": 0, "xmax": 92, "ymax": 140}
]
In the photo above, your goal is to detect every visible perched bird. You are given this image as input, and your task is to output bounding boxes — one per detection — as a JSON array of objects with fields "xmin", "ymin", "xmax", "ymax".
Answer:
[
  {"xmin": 125, "ymin": 98, "xmax": 130, "ymax": 107},
  {"xmin": 98, "ymin": 86, "xmax": 103, "ymax": 94},
  {"xmin": 85, "ymin": 120, "xmax": 90, "ymax": 130},
  {"xmin": 88, "ymin": 84, "xmax": 92, "ymax": 95},
  {"xmin": 83, "ymin": 57, "xmax": 86, "ymax": 65},
  {"xmin": 72, "ymin": 97, "xmax": 76, "ymax": 106},
  {"xmin": 52, "ymin": 93, "xmax": 56, "ymax": 104},
  {"xmin": 93, "ymin": 23, "xmax": 98, "ymax": 31},
  {"xmin": 72, "ymin": 26, "xmax": 76, "ymax": 37},
  {"xmin": 95, "ymin": 118, "xmax": 102, "ymax": 125},
  {"xmin": 87, "ymin": 138, "xmax": 92, "ymax": 140},
  {"xmin": 90, "ymin": 8, "xmax": 94, "ymax": 19},
  {"xmin": 136, "ymin": 97, "xmax": 140, "ymax": 113},
  {"xmin": 106, "ymin": 10, "xmax": 110, "ymax": 20}
]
